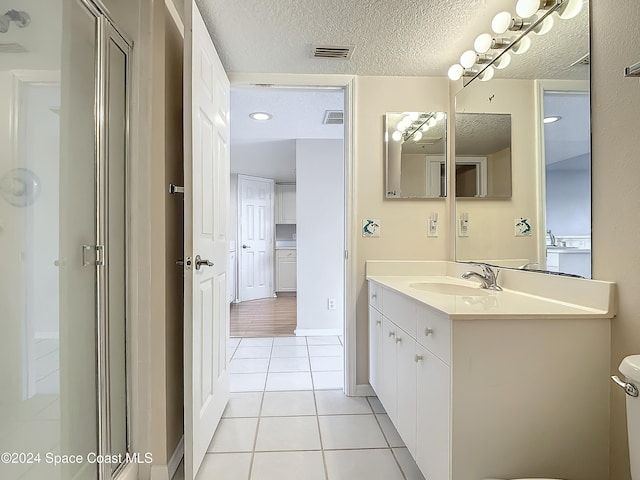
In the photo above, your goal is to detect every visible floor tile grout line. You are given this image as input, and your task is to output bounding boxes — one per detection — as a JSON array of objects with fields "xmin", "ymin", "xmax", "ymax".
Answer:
[{"xmin": 312, "ymin": 386, "xmax": 330, "ymax": 480}]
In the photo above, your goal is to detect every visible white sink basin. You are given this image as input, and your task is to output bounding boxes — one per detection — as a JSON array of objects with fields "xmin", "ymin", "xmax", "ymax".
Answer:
[{"xmin": 408, "ymin": 282, "xmax": 491, "ymax": 296}]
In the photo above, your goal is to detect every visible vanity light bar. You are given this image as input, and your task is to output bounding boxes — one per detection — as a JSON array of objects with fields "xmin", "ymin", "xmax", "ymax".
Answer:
[{"xmin": 447, "ymin": 0, "xmax": 579, "ymax": 84}]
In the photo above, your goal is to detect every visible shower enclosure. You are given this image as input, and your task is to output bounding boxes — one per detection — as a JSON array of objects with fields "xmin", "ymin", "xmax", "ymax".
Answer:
[{"xmin": 0, "ymin": 0, "xmax": 131, "ymax": 478}]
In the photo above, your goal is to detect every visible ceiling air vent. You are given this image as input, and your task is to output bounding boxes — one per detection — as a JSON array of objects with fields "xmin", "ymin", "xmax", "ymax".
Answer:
[
  {"xmin": 570, "ymin": 53, "xmax": 590, "ymax": 67},
  {"xmin": 323, "ymin": 110, "xmax": 344, "ymax": 125},
  {"xmin": 313, "ymin": 44, "xmax": 355, "ymax": 60},
  {"xmin": 0, "ymin": 42, "xmax": 27, "ymax": 53}
]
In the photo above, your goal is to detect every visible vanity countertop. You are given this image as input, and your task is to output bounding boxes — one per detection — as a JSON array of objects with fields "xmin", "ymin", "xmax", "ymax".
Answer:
[
  {"xmin": 275, "ymin": 241, "xmax": 296, "ymax": 249},
  {"xmin": 366, "ymin": 261, "xmax": 615, "ymax": 320}
]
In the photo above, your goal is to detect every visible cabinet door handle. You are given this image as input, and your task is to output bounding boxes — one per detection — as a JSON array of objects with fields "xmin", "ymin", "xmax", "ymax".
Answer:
[
  {"xmin": 388, "ymin": 331, "xmax": 395, "ymax": 338},
  {"xmin": 371, "ymin": 293, "xmax": 377, "ymax": 299},
  {"xmin": 395, "ymin": 337, "xmax": 402, "ymax": 344},
  {"xmin": 376, "ymin": 320, "xmax": 381, "ymax": 326},
  {"xmin": 415, "ymin": 354, "xmax": 423, "ymax": 363},
  {"xmin": 425, "ymin": 328, "xmax": 434, "ymax": 336}
]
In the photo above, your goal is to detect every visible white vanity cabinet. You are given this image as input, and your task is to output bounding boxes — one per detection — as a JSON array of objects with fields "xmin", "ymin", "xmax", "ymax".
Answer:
[
  {"xmin": 368, "ymin": 283, "xmax": 450, "ymax": 472},
  {"xmin": 367, "ymin": 277, "xmax": 610, "ymax": 480}
]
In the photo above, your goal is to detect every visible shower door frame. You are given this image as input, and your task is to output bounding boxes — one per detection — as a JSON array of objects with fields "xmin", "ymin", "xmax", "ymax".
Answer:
[{"xmin": 78, "ymin": 0, "xmax": 134, "ymax": 478}]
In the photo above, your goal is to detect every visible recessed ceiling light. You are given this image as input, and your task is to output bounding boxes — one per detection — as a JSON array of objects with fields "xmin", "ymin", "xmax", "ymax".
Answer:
[
  {"xmin": 544, "ymin": 116, "xmax": 562, "ymax": 124},
  {"xmin": 249, "ymin": 112, "xmax": 272, "ymax": 121}
]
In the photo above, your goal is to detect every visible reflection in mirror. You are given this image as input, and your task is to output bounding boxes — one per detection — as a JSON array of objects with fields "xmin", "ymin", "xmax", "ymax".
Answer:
[
  {"xmin": 385, "ymin": 112, "xmax": 447, "ymax": 198},
  {"xmin": 455, "ymin": 113, "xmax": 512, "ymax": 198},
  {"xmin": 543, "ymin": 89, "xmax": 591, "ymax": 278},
  {"xmin": 453, "ymin": 0, "xmax": 591, "ymax": 277}
]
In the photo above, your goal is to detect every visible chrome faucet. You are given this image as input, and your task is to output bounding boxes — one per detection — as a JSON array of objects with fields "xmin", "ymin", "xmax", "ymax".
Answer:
[
  {"xmin": 462, "ymin": 263, "xmax": 503, "ymax": 291},
  {"xmin": 547, "ymin": 229, "xmax": 557, "ymax": 247}
]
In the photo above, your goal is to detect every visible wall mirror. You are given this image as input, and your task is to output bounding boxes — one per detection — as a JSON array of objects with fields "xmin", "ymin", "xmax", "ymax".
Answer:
[
  {"xmin": 454, "ymin": 0, "xmax": 591, "ymax": 277},
  {"xmin": 455, "ymin": 113, "xmax": 512, "ymax": 198},
  {"xmin": 385, "ymin": 111, "xmax": 447, "ymax": 198}
]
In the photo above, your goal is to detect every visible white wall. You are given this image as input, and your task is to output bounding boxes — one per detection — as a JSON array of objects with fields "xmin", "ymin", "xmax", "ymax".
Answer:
[
  {"xmin": 354, "ymin": 76, "xmax": 450, "ymax": 384},
  {"xmin": 591, "ymin": 2, "xmax": 640, "ymax": 479},
  {"xmin": 454, "ymin": 79, "xmax": 539, "ymax": 265},
  {"xmin": 295, "ymin": 139, "xmax": 344, "ymax": 334},
  {"xmin": 546, "ymin": 155, "xmax": 590, "ymax": 236},
  {"xmin": 231, "ymin": 139, "xmax": 296, "ymax": 182}
]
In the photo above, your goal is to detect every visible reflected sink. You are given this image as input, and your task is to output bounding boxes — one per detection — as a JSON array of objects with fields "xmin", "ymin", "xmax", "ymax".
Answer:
[{"xmin": 408, "ymin": 282, "xmax": 491, "ymax": 296}]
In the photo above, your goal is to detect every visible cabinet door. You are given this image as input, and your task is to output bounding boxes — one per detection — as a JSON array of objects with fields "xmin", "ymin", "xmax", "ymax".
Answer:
[
  {"xmin": 276, "ymin": 251, "xmax": 297, "ymax": 291},
  {"xmin": 416, "ymin": 344, "xmax": 450, "ymax": 480},
  {"xmin": 368, "ymin": 305, "xmax": 383, "ymax": 394},
  {"xmin": 395, "ymin": 329, "xmax": 417, "ymax": 457},
  {"xmin": 276, "ymin": 184, "xmax": 296, "ymax": 224},
  {"xmin": 380, "ymin": 317, "xmax": 398, "ymax": 423}
]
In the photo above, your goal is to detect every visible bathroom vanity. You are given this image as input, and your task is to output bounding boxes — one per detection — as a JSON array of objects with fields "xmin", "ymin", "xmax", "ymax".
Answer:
[{"xmin": 367, "ymin": 261, "xmax": 615, "ymax": 480}]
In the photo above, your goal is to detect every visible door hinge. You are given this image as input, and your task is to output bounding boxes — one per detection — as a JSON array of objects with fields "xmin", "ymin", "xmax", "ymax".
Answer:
[
  {"xmin": 344, "ymin": 250, "xmax": 349, "ymax": 260},
  {"xmin": 82, "ymin": 245, "xmax": 104, "ymax": 266}
]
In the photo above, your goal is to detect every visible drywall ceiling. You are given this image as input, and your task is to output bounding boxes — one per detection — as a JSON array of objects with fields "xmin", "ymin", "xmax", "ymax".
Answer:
[
  {"xmin": 543, "ymin": 91, "xmax": 591, "ymax": 165},
  {"xmin": 195, "ymin": 0, "xmax": 589, "ymax": 79},
  {"xmin": 230, "ymin": 87, "xmax": 344, "ymax": 183}
]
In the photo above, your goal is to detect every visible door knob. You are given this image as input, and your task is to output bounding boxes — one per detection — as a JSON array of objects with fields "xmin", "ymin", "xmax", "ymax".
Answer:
[
  {"xmin": 195, "ymin": 255, "xmax": 213, "ymax": 270},
  {"xmin": 242, "ymin": 244, "xmax": 250, "ymax": 249}
]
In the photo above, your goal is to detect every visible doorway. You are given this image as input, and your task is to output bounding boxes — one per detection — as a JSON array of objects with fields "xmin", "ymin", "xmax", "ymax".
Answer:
[{"xmin": 228, "ymin": 85, "xmax": 347, "ymax": 391}]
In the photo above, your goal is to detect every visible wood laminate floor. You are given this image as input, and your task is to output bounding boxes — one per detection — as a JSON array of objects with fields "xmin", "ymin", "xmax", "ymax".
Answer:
[{"xmin": 231, "ymin": 296, "xmax": 297, "ymax": 337}]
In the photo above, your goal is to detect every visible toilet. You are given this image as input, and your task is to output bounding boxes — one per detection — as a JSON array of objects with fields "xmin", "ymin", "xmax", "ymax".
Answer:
[
  {"xmin": 487, "ymin": 354, "xmax": 640, "ymax": 480},
  {"xmin": 616, "ymin": 354, "xmax": 640, "ymax": 479}
]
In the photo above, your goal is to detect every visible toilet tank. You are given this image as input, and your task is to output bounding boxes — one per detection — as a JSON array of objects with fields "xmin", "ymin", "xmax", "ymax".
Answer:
[{"xmin": 620, "ymin": 355, "xmax": 640, "ymax": 479}]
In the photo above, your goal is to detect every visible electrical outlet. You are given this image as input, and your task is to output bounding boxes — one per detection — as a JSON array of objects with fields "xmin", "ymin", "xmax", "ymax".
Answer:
[{"xmin": 327, "ymin": 298, "xmax": 336, "ymax": 310}]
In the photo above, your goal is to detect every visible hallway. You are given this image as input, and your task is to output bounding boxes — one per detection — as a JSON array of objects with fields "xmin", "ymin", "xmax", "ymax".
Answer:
[{"xmin": 174, "ymin": 336, "xmax": 423, "ymax": 479}]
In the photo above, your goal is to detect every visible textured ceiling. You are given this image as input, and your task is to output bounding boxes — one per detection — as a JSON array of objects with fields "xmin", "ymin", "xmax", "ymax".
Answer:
[
  {"xmin": 195, "ymin": 0, "xmax": 589, "ymax": 79},
  {"xmin": 455, "ymin": 113, "xmax": 512, "ymax": 156}
]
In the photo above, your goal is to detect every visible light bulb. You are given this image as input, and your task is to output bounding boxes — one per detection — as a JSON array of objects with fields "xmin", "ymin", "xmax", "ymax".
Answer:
[
  {"xmin": 408, "ymin": 112, "xmax": 419, "ymax": 121},
  {"xmin": 435, "ymin": 112, "xmax": 445, "ymax": 121},
  {"xmin": 412, "ymin": 131, "xmax": 423, "ymax": 142},
  {"xmin": 532, "ymin": 14, "xmax": 554, "ymax": 35},
  {"xmin": 492, "ymin": 11, "xmax": 512, "ymax": 34},
  {"xmin": 556, "ymin": 0, "xmax": 582, "ymax": 20},
  {"xmin": 494, "ymin": 52, "xmax": 512, "ymax": 69},
  {"xmin": 474, "ymin": 33, "xmax": 493, "ymax": 54},
  {"xmin": 421, "ymin": 124, "xmax": 430, "ymax": 132},
  {"xmin": 516, "ymin": 0, "xmax": 542, "ymax": 19},
  {"xmin": 392, "ymin": 130, "xmax": 402, "ymax": 142},
  {"xmin": 397, "ymin": 119, "xmax": 409, "ymax": 132},
  {"xmin": 427, "ymin": 117, "xmax": 436, "ymax": 127},
  {"xmin": 511, "ymin": 35, "xmax": 531, "ymax": 55},
  {"xmin": 479, "ymin": 66, "xmax": 495, "ymax": 82},
  {"xmin": 460, "ymin": 50, "xmax": 477, "ymax": 69},
  {"xmin": 448, "ymin": 64, "xmax": 464, "ymax": 81}
]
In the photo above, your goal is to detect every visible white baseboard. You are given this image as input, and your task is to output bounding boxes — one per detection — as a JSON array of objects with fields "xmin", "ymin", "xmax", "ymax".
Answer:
[
  {"xmin": 150, "ymin": 436, "xmax": 184, "ymax": 480},
  {"xmin": 354, "ymin": 383, "xmax": 375, "ymax": 397},
  {"xmin": 294, "ymin": 328, "xmax": 342, "ymax": 337}
]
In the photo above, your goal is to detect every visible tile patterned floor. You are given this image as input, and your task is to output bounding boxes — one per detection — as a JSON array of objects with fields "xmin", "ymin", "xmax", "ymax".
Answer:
[{"xmin": 182, "ymin": 335, "xmax": 425, "ymax": 480}]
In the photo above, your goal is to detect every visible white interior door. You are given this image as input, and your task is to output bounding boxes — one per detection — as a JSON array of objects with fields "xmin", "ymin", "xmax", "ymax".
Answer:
[
  {"xmin": 184, "ymin": 2, "xmax": 230, "ymax": 478},
  {"xmin": 238, "ymin": 175, "xmax": 274, "ymax": 302}
]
